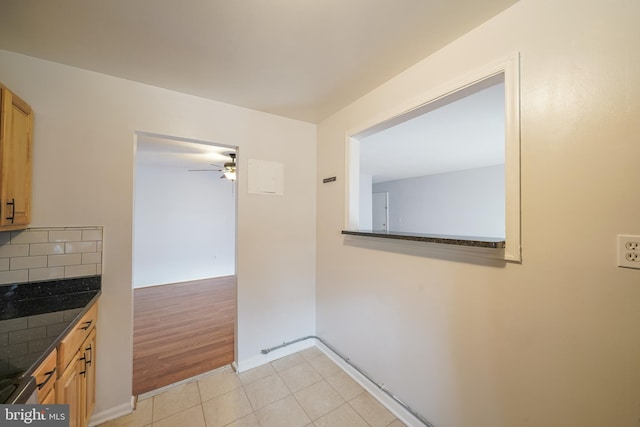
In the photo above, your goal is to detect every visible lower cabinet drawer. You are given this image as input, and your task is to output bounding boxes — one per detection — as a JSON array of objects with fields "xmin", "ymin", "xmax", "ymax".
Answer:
[
  {"xmin": 33, "ymin": 349, "xmax": 57, "ymax": 402},
  {"xmin": 58, "ymin": 303, "xmax": 98, "ymax": 372}
]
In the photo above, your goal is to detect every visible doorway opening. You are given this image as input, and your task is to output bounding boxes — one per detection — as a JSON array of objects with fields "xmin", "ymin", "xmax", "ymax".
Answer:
[
  {"xmin": 132, "ymin": 132, "xmax": 238, "ymax": 395},
  {"xmin": 372, "ymin": 192, "xmax": 388, "ymax": 232}
]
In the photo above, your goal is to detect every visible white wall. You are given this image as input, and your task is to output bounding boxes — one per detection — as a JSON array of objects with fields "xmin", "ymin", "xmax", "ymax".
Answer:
[
  {"xmin": 358, "ymin": 173, "xmax": 373, "ymax": 229},
  {"xmin": 0, "ymin": 50, "xmax": 316, "ymax": 419},
  {"xmin": 133, "ymin": 162, "xmax": 236, "ymax": 288},
  {"xmin": 316, "ymin": 0, "xmax": 640, "ymax": 426},
  {"xmin": 373, "ymin": 165, "xmax": 505, "ymax": 237}
]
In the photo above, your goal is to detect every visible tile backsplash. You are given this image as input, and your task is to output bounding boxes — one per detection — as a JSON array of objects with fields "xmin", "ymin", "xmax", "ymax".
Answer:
[{"xmin": 0, "ymin": 227, "xmax": 103, "ymax": 285}]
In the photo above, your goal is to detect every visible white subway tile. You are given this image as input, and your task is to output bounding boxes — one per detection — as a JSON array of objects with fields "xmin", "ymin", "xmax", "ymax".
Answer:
[
  {"xmin": 65, "ymin": 264, "xmax": 97, "ymax": 278},
  {"xmin": 62, "ymin": 308, "xmax": 83, "ymax": 322},
  {"xmin": 27, "ymin": 312, "xmax": 64, "ymax": 328},
  {"xmin": 0, "ymin": 245, "xmax": 29, "ymax": 258},
  {"xmin": 65, "ymin": 241, "xmax": 97, "ymax": 254},
  {"xmin": 0, "ymin": 270, "xmax": 28, "ymax": 285},
  {"xmin": 97, "ymin": 241, "xmax": 103, "ymax": 252},
  {"xmin": 48, "ymin": 254, "xmax": 82, "ymax": 267},
  {"xmin": 0, "ymin": 232, "xmax": 10, "ymax": 245},
  {"xmin": 29, "ymin": 267, "xmax": 64, "ymax": 282},
  {"xmin": 10, "ymin": 256, "xmax": 47, "ymax": 270},
  {"xmin": 29, "ymin": 243, "xmax": 65, "ymax": 256},
  {"xmin": 81, "ymin": 252, "xmax": 101, "ymax": 265},
  {"xmin": 82, "ymin": 229, "xmax": 102, "ymax": 241},
  {"xmin": 97, "ymin": 263, "xmax": 102, "ymax": 275},
  {"xmin": 48, "ymin": 230, "xmax": 82, "ymax": 242},
  {"xmin": 10, "ymin": 231, "xmax": 49, "ymax": 244},
  {"xmin": 0, "ymin": 259, "xmax": 9, "ymax": 271},
  {"xmin": 0, "ymin": 318, "xmax": 27, "ymax": 333}
]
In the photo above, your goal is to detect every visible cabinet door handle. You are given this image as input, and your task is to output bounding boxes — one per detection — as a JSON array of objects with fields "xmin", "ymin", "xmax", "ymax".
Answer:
[
  {"xmin": 80, "ymin": 320, "xmax": 93, "ymax": 330},
  {"xmin": 5, "ymin": 198, "xmax": 15, "ymax": 223},
  {"xmin": 78, "ymin": 356, "xmax": 87, "ymax": 377},
  {"xmin": 85, "ymin": 343, "xmax": 92, "ymax": 367},
  {"xmin": 36, "ymin": 368, "xmax": 56, "ymax": 389}
]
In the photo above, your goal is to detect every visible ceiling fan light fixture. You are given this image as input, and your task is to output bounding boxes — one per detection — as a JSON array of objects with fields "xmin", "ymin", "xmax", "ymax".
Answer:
[{"xmin": 223, "ymin": 152, "xmax": 237, "ymax": 181}]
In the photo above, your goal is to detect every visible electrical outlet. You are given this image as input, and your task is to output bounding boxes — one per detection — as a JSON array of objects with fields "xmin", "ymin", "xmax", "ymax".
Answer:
[
  {"xmin": 626, "ymin": 241, "xmax": 639, "ymax": 251},
  {"xmin": 618, "ymin": 234, "xmax": 640, "ymax": 269}
]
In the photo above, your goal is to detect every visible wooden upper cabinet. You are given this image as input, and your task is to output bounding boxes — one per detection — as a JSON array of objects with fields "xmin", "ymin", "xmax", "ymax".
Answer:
[{"xmin": 0, "ymin": 83, "xmax": 33, "ymax": 230}]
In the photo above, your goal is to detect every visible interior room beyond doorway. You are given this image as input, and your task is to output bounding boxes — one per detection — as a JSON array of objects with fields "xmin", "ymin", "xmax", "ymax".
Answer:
[{"xmin": 132, "ymin": 133, "xmax": 238, "ymax": 395}]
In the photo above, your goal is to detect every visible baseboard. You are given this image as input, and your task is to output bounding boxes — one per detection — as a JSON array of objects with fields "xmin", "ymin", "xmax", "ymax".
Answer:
[
  {"xmin": 88, "ymin": 399, "xmax": 133, "ymax": 427},
  {"xmin": 315, "ymin": 341, "xmax": 427, "ymax": 427},
  {"xmin": 235, "ymin": 338, "xmax": 316, "ymax": 372}
]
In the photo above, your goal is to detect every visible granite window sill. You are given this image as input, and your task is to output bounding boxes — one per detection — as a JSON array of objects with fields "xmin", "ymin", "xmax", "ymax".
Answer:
[{"xmin": 341, "ymin": 230, "xmax": 506, "ymax": 249}]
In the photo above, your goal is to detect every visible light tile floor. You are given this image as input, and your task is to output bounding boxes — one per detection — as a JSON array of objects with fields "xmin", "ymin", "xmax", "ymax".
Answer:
[{"xmin": 99, "ymin": 346, "xmax": 406, "ymax": 427}]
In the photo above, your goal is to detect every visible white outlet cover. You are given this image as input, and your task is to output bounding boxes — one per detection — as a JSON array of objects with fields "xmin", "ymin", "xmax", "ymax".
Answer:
[{"xmin": 618, "ymin": 234, "xmax": 640, "ymax": 269}]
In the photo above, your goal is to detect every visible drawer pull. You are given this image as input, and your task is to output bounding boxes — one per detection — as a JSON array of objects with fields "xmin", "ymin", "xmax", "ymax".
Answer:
[
  {"xmin": 80, "ymin": 320, "xmax": 93, "ymax": 330},
  {"xmin": 37, "ymin": 368, "xmax": 56, "ymax": 390}
]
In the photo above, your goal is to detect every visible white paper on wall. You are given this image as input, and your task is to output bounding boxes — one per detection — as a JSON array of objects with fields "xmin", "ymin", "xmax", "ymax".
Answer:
[{"xmin": 248, "ymin": 159, "xmax": 284, "ymax": 195}]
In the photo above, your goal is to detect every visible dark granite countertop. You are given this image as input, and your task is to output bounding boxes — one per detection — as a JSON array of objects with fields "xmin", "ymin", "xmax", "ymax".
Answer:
[
  {"xmin": 342, "ymin": 230, "xmax": 506, "ymax": 249},
  {"xmin": 0, "ymin": 276, "xmax": 101, "ymax": 403}
]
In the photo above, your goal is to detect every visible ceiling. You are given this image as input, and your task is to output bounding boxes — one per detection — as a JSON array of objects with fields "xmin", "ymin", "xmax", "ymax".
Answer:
[
  {"xmin": 136, "ymin": 134, "xmax": 235, "ymax": 170},
  {"xmin": 0, "ymin": 0, "xmax": 518, "ymax": 123}
]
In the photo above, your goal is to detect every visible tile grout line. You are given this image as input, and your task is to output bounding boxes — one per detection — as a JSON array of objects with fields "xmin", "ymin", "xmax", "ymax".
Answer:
[
  {"xmin": 278, "ymin": 353, "xmax": 368, "ymax": 426},
  {"xmin": 196, "ymin": 380, "xmax": 207, "ymax": 427},
  {"xmin": 278, "ymin": 355, "xmax": 319, "ymax": 423},
  {"xmin": 150, "ymin": 394, "xmax": 154, "ymax": 427}
]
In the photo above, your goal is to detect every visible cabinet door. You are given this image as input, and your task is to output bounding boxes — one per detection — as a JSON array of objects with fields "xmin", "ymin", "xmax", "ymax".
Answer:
[
  {"xmin": 82, "ymin": 328, "xmax": 96, "ymax": 426},
  {"xmin": 0, "ymin": 85, "xmax": 33, "ymax": 229},
  {"xmin": 56, "ymin": 351, "xmax": 83, "ymax": 427},
  {"xmin": 41, "ymin": 386, "xmax": 56, "ymax": 405}
]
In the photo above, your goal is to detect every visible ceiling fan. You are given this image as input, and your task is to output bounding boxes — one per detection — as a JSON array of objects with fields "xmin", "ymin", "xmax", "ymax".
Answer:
[{"xmin": 189, "ymin": 152, "xmax": 236, "ymax": 181}]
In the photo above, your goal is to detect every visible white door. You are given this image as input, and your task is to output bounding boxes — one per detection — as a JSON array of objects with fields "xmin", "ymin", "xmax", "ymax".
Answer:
[{"xmin": 372, "ymin": 192, "xmax": 388, "ymax": 231}]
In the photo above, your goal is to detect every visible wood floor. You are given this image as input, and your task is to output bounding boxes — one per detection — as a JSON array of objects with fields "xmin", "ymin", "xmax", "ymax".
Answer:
[{"xmin": 132, "ymin": 276, "xmax": 236, "ymax": 395}]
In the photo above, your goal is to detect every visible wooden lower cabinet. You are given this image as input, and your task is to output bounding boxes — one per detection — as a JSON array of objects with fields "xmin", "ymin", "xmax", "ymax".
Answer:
[
  {"xmin": 57, "ymin": 328, "xmax": 96, "ymax": 427},
  {"xmin": 41, "ymin": 387, "xmax": 56, "ymax": 404},
  {"xmin": 57, "ymin": 351, "xmax": 83, "ymax": 427},
  {"xmin": 51, "ymin": 302, "xmax": 98, "ymax": 427},
  {"xmin": 33, "ymin": 349, "xmax": 57, "ymax": 403},
  {"xmin": 82, "ymin": 328, "xmax": 96, "ymax": 427},
  {"xmin": 29, "ymin": 302, "xmax": 98, "ymax": 426}
]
